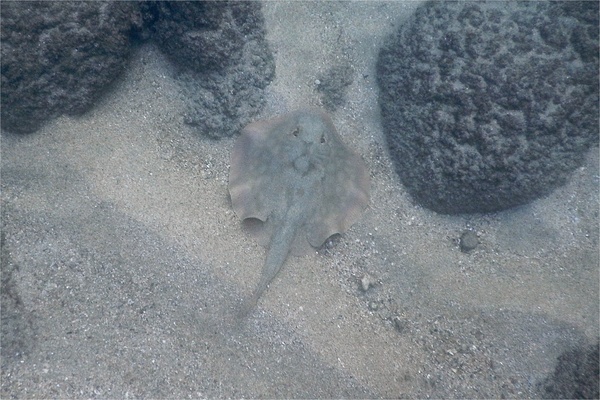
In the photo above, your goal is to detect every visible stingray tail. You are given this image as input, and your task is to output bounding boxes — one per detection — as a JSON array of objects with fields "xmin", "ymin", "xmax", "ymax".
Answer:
[
  {"xmin": 237, "ymin": 290, "xmax": 261, "ymax": 318},
  {"xmin": 237, "ymin": 222, "xmax": 295, "ymax": 318}
]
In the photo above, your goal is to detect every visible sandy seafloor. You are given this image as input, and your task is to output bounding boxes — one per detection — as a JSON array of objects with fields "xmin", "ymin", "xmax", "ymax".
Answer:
[{"xmin": 1, "ymin": 2, "xmax": 598, "ymax": 398}]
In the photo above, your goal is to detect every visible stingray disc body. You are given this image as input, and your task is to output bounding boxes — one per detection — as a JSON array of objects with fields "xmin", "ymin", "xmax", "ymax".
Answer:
[{"xmin": 228, "ymin": 108, "xmax": 370, "ymax": 310}]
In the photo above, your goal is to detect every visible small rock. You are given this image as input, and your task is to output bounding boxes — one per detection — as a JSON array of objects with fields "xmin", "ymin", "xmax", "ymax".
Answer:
[
  {"xmin": 360, "ymin": 274, "xmax": 375, "ymax": 292},
  {"xmin": 460, "ymin": 230, "xmax": 479, "ymax": 253},
  {"xmin": 393, "ymin": 316, "xmax": 408, "ymax": 334}
]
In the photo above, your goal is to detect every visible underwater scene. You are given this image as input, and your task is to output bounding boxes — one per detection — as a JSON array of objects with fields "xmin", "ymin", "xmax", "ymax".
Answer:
[{"xmin": 1, "ymin": 1, "xmax": 598, "ymax": 398}]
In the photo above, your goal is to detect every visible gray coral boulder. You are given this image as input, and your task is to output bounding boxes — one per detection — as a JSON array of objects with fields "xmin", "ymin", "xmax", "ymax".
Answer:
[
  {"xmin": 1, "ymin": 1, "xmax": 142, "ymax": 133},
  {"xmin": 143, "ymin": 1, "xmax": 275, "ymax": 138},
  {"xmin": 377, "ymin": 1, "xmax": 599, "ymax": 214},
  {"xmin": 1, "ymin": 1, "xmax": 275, "ymax": 138}
]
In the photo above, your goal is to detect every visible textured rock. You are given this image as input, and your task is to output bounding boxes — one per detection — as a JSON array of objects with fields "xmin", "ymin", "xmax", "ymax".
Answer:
[
  {"xmin": 377, "ymin": 1, "xmax": 599, "ymax": 214},
  {"xmin": 143, "ymin": 1, "xmax": 275, "ymax": 138},
  {"xmin": 1, "ymin": 1, "xmax": 142, "ymax": 133},
  {"xmin": 541, "ymin": 342, "xmax": 599, "ymax": 399},
  {"xmin": 1, "ymin": 1, "xmax": 274, "ymax": 138},
  {"xmin": 316, "ymin": 64, "xmax": 354, "ymax": 112}
]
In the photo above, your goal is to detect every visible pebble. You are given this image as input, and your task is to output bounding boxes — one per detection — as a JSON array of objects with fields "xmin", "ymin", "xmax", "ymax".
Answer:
[
  {"xmin": 360, "ymin": 274, "xmax": 375, "ymax": 292},
  {"xmin": 393, "ymin": 316, "xmax": 408, "ymax": 334},
  {"xmin": 460, "ymin": 230, "xmax": 479, "ymax": 252}
]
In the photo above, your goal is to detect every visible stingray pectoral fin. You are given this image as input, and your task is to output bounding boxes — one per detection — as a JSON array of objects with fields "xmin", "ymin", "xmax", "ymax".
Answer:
[
  {"xmin": 240, "ymin": 217, "xmax": 272, "ymax": 248},
  {"xmin": 306, "ymin": 159, "xmax": 370, "ymax": 248}
]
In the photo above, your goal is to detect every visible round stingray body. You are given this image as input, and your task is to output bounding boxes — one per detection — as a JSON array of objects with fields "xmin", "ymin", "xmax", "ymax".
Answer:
[{"xmin": 228, "ymin": 108, "xmax": 370, "ymax": 253}]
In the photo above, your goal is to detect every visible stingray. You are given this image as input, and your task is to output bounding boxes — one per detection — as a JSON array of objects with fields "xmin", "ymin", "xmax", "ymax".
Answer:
[{"xmin": 228, "ymin": 108, "xmax": 370, "ymax": 315}]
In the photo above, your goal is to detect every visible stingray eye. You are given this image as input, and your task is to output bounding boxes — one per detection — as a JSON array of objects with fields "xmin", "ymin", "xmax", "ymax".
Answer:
[
  {"xmin": 320, "ymin": 135, "xmax": 326, "ymax": 144},
  {"xmin": 292, "ymin": 127, "xmax": 300, "ymax": 137}
]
